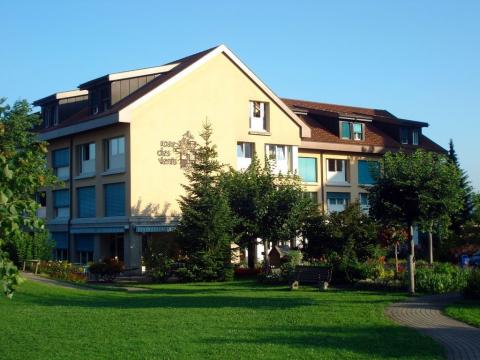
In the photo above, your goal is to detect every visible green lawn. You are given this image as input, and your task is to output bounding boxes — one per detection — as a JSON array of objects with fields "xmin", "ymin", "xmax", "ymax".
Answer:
[
  {"xmin": 444, "ymin": 300, "xmax": 480, "ymax": 327},
  {"xmin": 0, "ymin": 280, "xmax": 443, "ymax": 360}
]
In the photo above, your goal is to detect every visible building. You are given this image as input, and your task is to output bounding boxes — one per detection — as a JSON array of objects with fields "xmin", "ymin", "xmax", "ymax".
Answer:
[{"xmin": 34, "ymin": 44, "xmax": 444, "ymax": 269}]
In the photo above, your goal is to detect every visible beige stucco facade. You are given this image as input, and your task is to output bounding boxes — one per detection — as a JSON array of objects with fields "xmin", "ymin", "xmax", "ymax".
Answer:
[{"xmin": 128, "ymin": 52, "xmax": 302, "ymax": 218}]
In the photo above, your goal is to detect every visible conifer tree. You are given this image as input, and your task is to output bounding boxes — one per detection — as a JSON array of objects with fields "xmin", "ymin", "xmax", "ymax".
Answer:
[
  {"xmin": 448, "ymin": 139, "xmax": 474, "ymax": 231},
  {"xmin": 176, "ymin": 122, "xmax": 234, "ymax": 281}
]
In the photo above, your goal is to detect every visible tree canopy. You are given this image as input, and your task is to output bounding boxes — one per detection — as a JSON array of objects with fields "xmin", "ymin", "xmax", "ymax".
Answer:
[{"xmin": 0, "ymin": 99, "xmax": 56, "ymax": 297}]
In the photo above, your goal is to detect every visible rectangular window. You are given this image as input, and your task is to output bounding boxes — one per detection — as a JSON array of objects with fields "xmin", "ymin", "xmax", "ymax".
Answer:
[
  {"xmin": 327, "ymin": 192, "xmax": 350, "ymax": 213},
  {"xmin": 52, "ymin": 148, "xmax": 70, "ymax": 180},
  {"xmin": 340, "ymin": 121, "xmax": 364, "ymax": 141},
  {"xmin": 75, "ymin": 234, "xmax": 94, "ymax": 264},
  {"xmin": 353, "ymin": 123, "xmax": 364, "ymax": 141},
  {"xmin": 106, "ymin": 137, "xmax": 125, "ymax": 171},
  {"xmin": 304, "ymin": 191, "xmax": 318, "ymax": 204},
  {"xmin": 358, "ymin": 160, "xmax": 380, "ymax": 185},
  {"xmin": 249, "ymin": 101, "xmax": 267, "ymax": 132},
  {"xmin": 400, "ymin": 128, "xmax": 409, "ymax": 144},
  {"xmin": 326, "ymin": 159, "xmax": 348, "ymax": 183},
  {"xmin": 266, "ymin": 144, "xmax": 293, "ymax": 174},
  {"xmin": 340, "ymin": 121, "xmax": 351, "ymax": 139},
  {"xmin": 104, "ymin": 183, "xmax": 125, "ymax": 217},
  {"xmin": 53, "ymin": 189, "xmax": 70, "ymax": 218},
  {"xmin": 237, "ymin": 142, "xmax": 254, "ymax": 170},
  {"xmin": 299, "ymin": 157, "xmax": 317, "ymax": 183},
  {"xmin": 412, "ymin": 129, "xmax": 419, "ymax": 145},
  {"xmin": 77, "ymin": 186, "xmax": 96, "ymax": 218},
  {"xmin": 51, "ymin": 232, "xmax": 69, "ymax": 261},
  {"xmin": 78, "ymin": 143, "xmax": 96, "ymax": 175},
  {"xmin": 359, "ymin": 193, "xmax": 370, "ymax": 213}
]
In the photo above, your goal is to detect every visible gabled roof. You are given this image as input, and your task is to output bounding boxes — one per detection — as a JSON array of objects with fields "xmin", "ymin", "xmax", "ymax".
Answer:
[
  {"xmin": 38, "ymin": 45, "xmax": 310, "ymax": 140},
  {"xmin": 282, "ymin": 98, "xmax": 429, "ymax": 127}
]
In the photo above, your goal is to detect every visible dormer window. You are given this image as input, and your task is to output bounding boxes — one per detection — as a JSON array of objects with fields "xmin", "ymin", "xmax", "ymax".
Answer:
[
  {"xmin": 412, "ymin": 129, "xmax": 419, "ymax": 145},
  {"xmin": 400, "ymin": 128, "xmax": 409, "ymax": 144},
  {"xmin": 249, "ymin": 101, "xmax": 268, "ymax": 132},
  {"xmin": 340, "ymin": 121, "xmax": 364, "ymax": 141},
  {"xmin": 43, "ymin": 104, "xmax": 59, "ymax": 128},
  {"xmin": 400, "ymin": 127, "xmax": 420, "ymax": 145}
]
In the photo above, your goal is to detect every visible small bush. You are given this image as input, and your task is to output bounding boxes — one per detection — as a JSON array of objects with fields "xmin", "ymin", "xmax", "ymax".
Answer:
[
  {"xmin": 464, "ymin": 268, "xmax": 480, "ymax": 299},
  {"xmin": 234, "ymin": 267, "xmax": 261, "ymax": 278},
  {"xmin": 414, "ymin": 263, "xmax": 469, "ymax": 294},
  {"xmin": 89, "ymin": 258, "xmax": 124, "ymax": 281},
  {"xmin": 38, "ymin": 261, "xmax": 87, "ymax": 283}
]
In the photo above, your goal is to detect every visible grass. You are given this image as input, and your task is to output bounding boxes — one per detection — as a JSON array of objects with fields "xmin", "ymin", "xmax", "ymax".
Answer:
[
  {"xmin": 0, "ymin": 280, "xmax": 444, "ymax": 360},
  {"xmin": 444, "ymin": 299, "xmax": 480, "ymax": 327}
]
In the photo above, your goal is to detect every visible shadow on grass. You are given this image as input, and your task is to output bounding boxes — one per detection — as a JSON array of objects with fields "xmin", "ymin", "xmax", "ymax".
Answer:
[{"xmin": 203, "ymin": 324, "xmax": 444, "ymax": 359}]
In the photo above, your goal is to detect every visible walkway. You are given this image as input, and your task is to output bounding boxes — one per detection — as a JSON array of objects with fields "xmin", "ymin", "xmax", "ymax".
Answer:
[
  {"xmin": 21, "ymin": 272, "xmax": 150, "ymax": 292},
  {"xmin": 386, "ymin": 293, "xmax": 480, "ymax": 360}
]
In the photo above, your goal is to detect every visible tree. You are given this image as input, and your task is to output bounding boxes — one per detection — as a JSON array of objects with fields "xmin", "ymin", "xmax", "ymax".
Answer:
[
  {"xmin": 303, "ymin": 204, "xmax": 380, "ymax": 282},
  {"xmin": 257, "ymin": 171, "xmax": 314, "ymax": 269},
  {"xmin": 448, "ymin": 140, "xmax": 474, "ymax": 231},
  {"xmin": 221, "ymin": 156, "xmax": 314, "ymax": 270},
  {"xmin": 176, "ymin": 122, "xmax": 234, "ymax": 281},
  {"xmin": 0, "ymin": 99, "xmax": 56, "ymax": 297},
  {"xmin": 220, "ymin": 156, "xmax": 273, "ymax": 268},
  {"xmin": 368, "ymin": 150, "xmax": 463, "ymax": 294}
]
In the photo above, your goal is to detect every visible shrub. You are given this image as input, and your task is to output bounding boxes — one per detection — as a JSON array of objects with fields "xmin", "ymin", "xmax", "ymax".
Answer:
[
  {"xmin": 88, "ymin": 258, "xmax": 124, "ymax": 281},
  {"xmin": 234, "ymin": 267, "xmax": 261, "ymax": 278},
  {"xmin": 279, "ymin": 250, "xmax": 303, "ymax": 279},
  {"xmin": 414, "ymin": 263, "xmax": 469, "ymax": 294},
  {"xmin": 464, "ymin": 268, "xmax": 480, "ymax": 299},
  {"xmin": 38, "ymin": 261, "xmax": 87, "ymax": 283}
]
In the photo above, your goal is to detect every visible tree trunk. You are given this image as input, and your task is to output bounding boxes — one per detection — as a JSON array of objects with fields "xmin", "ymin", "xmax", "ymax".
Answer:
[
  {"xmin": 247, "ymin": 241, "xmax": 257, "ymax": 269},
  {"xmin": 262, "ymin": 239, "xmax": 270, "ymax": 273},
  {"xmin": 408, "ymin": 225, "xmax": 415, "ymax": 295},
  {"xmin": 394, "ymin": 242, "xmax": 399, "ymax": 275},
  {"xmin": 428, "ymin": 222, "xmax": 434, "ymax": 265}
]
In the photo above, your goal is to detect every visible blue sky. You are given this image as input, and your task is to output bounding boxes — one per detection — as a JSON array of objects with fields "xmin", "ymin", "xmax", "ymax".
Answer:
[{"xmin": 1, "ymin": 0, "xmax": 478, "ymax": 190}]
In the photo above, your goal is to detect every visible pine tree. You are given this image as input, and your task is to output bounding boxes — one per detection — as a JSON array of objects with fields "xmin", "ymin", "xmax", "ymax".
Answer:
[
  {"xmin": 448, "ymin": 139, "xmax": 474, "ymax": 231},
  {"xmin": 176, "ymin": 122, "xmax": 234, "ymax": 281}
]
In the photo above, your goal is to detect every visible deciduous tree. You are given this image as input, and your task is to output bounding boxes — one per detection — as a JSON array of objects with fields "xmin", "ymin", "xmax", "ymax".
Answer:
[
  {"xmin": 0, "ymin": 99, "xmax": 56, "ymax": 297},
  {"xmin": 368, "ymin": 150, "xmax": 463, "ymax": 294}
]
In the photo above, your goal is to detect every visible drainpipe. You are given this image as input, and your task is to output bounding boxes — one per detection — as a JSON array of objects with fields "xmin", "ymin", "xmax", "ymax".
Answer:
[
  {"xmin": 68, "ymin": 135, "xmax": 73, "ymax": 262},
  {"xmin": 320, "ymin": 153, "xmax": 325, "ymax": 213}
]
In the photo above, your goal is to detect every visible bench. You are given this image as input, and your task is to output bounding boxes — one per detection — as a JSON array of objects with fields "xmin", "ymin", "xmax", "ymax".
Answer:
[
  {"xmin": 289, "ymin": 265, "xmax": 332, "ymax": 290},
  {"xmin": 23, "ymin": 259, "xmax": 41, "ymax": 274}
]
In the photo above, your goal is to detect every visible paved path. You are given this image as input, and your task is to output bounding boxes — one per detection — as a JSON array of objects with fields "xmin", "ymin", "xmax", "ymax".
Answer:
[
  {"xmin": 386, "ymin": 293, "xmax": 480, "ymax": 360},
  {"xmin": 21, "ymin": 272, "xmax": 150, "ymax": 292}
]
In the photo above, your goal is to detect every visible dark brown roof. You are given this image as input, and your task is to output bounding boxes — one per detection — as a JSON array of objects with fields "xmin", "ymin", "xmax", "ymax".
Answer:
[
  {"xmin": 38, "ymin": 46, "xmax": 219, "ymax": 134},
  {"xmin": 288, "ymin": 98, "xmax": 446, "ymax": 154},
  {"xmin": 300, "ymin": 114, "xmax": 401, "ymax": 148},
  {"xmin": 282, "ymin": 98, "xmax": 428, "ymax": 127}
]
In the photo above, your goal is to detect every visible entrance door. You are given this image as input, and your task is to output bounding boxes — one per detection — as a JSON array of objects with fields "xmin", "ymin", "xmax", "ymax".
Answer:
[{"xmin": 100, "ymin": 234, "xmax": 124, "ymax": 261}]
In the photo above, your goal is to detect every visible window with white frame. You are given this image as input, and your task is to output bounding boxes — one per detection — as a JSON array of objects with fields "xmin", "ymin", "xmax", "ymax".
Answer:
[
  {"xmin": 266, "ymin": 144, "xmax": 294, "ymax": 174},
  {"xmin": 340, "ymin": 121, "xmax": 364, "ymax": 141},
  {"xmin": 105, "ymin": 136, "xmax": 125, "ymax": 171},
  {"xmin": 327, "ymin": 192, "xmax": 350, "ymax": 213},
  {"xmin": 326, "ymin": 159, "xmax": 348, "ymax": 184},
  {"xmin": 237, "ymin": 142, "xmax": 254, "ymax": 170},
  {"xmin": 359, "ymin": 193, "xmax": 370, "ymax": 213},
  {"xmin": 249, "ymin": 101, "xmax": 267, "ymax": 132},
  {"xmin": 412, "ymin": 129, "xmax": 419, "ymax": 145},
  {"xmin": 78, "ymin": 143, "xmax": 96, "ymax": 175},
  {"xmin": 400, "ymin": 127, "xmax": 420, "ymax": 145}
]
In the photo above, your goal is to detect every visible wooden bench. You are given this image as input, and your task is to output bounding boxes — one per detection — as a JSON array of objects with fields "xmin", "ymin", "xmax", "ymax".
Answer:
[
  {"xmin": 289, "ymin": 265, "xmax": 332, "ymax": 290},
  {"xmin": 23, "ymin": 259, "xmax": 41, "ymax": 274}
]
